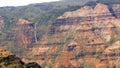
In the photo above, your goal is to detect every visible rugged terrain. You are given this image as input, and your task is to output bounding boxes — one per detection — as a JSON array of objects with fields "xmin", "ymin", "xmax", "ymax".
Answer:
[
  {"xmin": 0, "ymin": 47, "xmax": 41, "ymax": 68},
  {"xmin": 1, "ymin": 0, "xmax": 120, "ymax": 68},
  {"xmin": 20, "ymin": 3, "xmax": 120, "ymax": 68}
]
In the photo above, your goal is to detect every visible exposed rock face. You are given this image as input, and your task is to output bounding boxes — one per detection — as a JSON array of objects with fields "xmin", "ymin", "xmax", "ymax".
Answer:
[
  {"xmin": 0, "ymin": 47, "xmax": 41, "ymax": 68},
  {"xmin": 0, "ymin": 55, "xmax": 25, "ymax": 68},
  {"xmin": 17, "ymin": 18, "xmax": 32, "ymax": 25},
  {"xmin": 93, "ymin": 3, "xmax": 111, "ymax": 16},
  {"xmin": 11, "ymin": 3, "xmax": 120, "ymax": 68},
  {"xmin": 58, "ymin": 6, "xmax": 94, "ymax": 18},
  {"xmin": 104, "ymin": 41, "xmax": 120, "ymax": 54},
  {"xmin": 58, "ymin": 3, "xmax": 111, "ymax": 19},
  {"xmin": 0, "ymin": 47, "xmax": 25, "ymax": 68},
  {"xmin": 0, "ymin": 47, "xmax": 12, "ymax": 57},
  {"xmin": 11, "ymin": 18, "xmax": 34, "ymax": 48}
]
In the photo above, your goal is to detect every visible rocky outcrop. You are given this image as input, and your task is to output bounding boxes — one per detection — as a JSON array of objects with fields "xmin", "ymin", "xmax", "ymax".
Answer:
[
  {"xmin": 10, "ymin": 3, "xmax": 120, "ymax": 68},
  {"xmin": 0, "ymin": 47, "xmax": 41, "ymax": 68},
  {"xmin": 0, "ymin": 47, "xmax": 12, "ymax": 57},
  {"xmin": 11, "ymin": 18, "xmax": 34, "ymax": 48},
  {"xmin": 0, "ymin": 47, "xmax": 25, "ymax": 68},
  {"xmin": 17, "ymin": 18, "xmax": 32, "ymax": 25},
  {"xmin": 0, "ymin": 55, "xmax": 26, "ymax": 68},
  {"xmin": 35, "ymin": 3, "xmax": 120, "ymax": 68},
  {"xmin": 93, "ymin": 3, "xmax": 111, "ymax": 16},
  {"xmin": 58, "ymin": 3, "xmax": 111, "ymax": 19},
  {"xmin": 58, "ymin": 6, "xmax": 94, "ymax": 18},
  {"xmin": 104, "ymin": 41, "xmax": 120, "ymax": 55}
]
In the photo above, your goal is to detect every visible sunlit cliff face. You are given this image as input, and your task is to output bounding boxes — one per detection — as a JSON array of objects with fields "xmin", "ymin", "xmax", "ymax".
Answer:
[
  {"xmin": 58, "ymin": 3, "xmax": 112, "ymax": 19},
  {"xmin": 5, "ymin": 3, "xmax": 120, "ymax": 68}
]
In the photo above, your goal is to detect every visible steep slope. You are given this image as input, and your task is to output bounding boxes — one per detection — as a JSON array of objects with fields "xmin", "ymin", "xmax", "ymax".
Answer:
[
  {"xmin": 0, "ymin": 47, "xmax": 41, "ymax": 68},
  {"xmin": 0, "ymin": 47, "xmax": 25, "ymax": 68},
  {"xmin": 0, "ymin": 0, "xmax": 96, "ymax": 30},
  {"xmin": 23, "ymin": 3, "xmax": 120, "ymax": 68},
  {"xmin": 12, "ymin": 18, "xmax": 34, "ymax": 48},
  {"xmin": 1, "ymin": 1, "xmax": 120, "ymax": 68},
  {"xmin": 58, "ymin": 3, "xmax": 111, "ymax": 18}
]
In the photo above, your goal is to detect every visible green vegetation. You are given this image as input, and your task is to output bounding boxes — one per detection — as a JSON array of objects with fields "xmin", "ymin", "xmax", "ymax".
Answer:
[
  {"xmin": 26, "ymin": 62, "xmax": 41, "ymax": 68},
  {"xmin": 41, "ymin": 62, "xmax": 46, "ymax": 68},
  {"xmin": 97, "ymin": 0, "xmax": 120, "ymax": 5},
  {"xmin": 80, "ymin": 62, "xmax": 95, "ymax": 68},
  {"xmin": 0, "ymin": 0, "xmax": 97, "ymax": 53},
  {"xmin": 0, "ymin": 0, "xmax": 98, "ymax": 30},
  {"xmin": 85, "ymin": 0, "xmax": 120, "ymax": 6},
  {"xmin": 5, "ymin": 44, "xmax": 24, "ymax": 56},
  {"xmin": 85, "ymin": 1, "xmax": 97, "ymax": 6},
  {"xmin": 109, "ymin": 37, "xmax": 116, "ymax": 44},
  {"xmin": 106, "ymin": 37, "xmax": 117, "ymax": 46},
  {"xmin": 0, "ymin": 55, "xmax": 41, "ymax": 68},
  {"xmin": 52, "ymin": 44, "xmax": 63, "ymax": 63},
  {"xmin": 59, "ymin": 65, "xmax": 65, "ymax": 68},
  {"xmin": 45, "ymin": 63, "xmax": 52, "ymax": 68},
  {"xmin": 96, "ymin": 50, "xmax": 103, "ymax": 57},
  {"xmin": 0, "ymin": 55, "xmax": 25, "ymax": 68},
  {"xmin": 59, "ymin": 65, "xmax": 72, "ymax": 68},
  {"xmin": 112, "ymin": 28, "xmax": 120, "ymax": 40},
  {"xmin": 1, "ymin": 0, "xmax": 120, "ymax": 67},
  {"xmin": 84, "ymin": 63, "xmax": 95, "ymax": 68},
  {"xmin": 0, "ymin": 0, "xmax": 120, "ymax": 55}
]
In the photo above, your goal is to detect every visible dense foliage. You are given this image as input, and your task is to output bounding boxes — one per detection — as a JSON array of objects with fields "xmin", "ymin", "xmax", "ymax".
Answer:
[
  {"xmin": 85, "ymin": 0, "xmax": 120, "ymax": 6},
  {"xmin": 0, "ymin": 0, "xmax": 96, "ymax": 30}
]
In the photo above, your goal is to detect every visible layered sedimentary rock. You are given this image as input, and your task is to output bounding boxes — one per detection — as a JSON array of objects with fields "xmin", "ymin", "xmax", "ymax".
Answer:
[
  {"xmin": 58, "ymin": 3, "xmax": 112, "ymax": 19},
  {"xmin": 10, "ymin": 18, "xmax": 35, "ymax": 48},
  {"xmin": 58, "ymin": 6, "xmax": 94, "ymax": 18},
  {"xmin": 18, "ymin": 3, "xmax": 120, "ymax": 68},
  {"xmin": 93, "ymin": 3, "xmax": 111, "ymax": 16}
]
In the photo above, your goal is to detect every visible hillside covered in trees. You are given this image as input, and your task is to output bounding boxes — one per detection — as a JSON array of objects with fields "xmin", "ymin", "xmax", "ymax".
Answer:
[{"xmin": 0, "ymin": 0, "xmax": 97, "ymax": 30}]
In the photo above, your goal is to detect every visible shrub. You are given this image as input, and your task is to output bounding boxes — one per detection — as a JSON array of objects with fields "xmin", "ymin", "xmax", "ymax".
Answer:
[
  {"xmin": 84, "ymin": 63, "xmax": 95, "ymax": 68},
  {"xmin": 106, "ymin": 37, "xmax": 116, "ymax": 46},
  {"xmin": 26, "ymin": 62, "xmax": 41, "ymax": 68}
]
